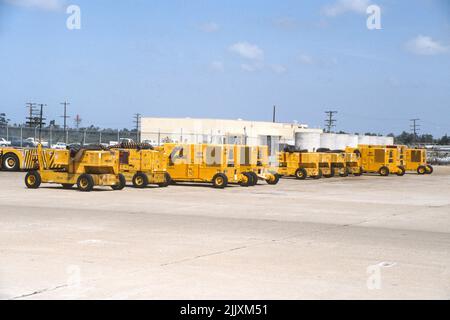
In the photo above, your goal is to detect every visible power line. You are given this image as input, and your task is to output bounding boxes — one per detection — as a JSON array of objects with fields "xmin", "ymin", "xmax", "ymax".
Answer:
[{"xmin": 324, "ymin": 110, "xmax": 338, "ymax": 133}]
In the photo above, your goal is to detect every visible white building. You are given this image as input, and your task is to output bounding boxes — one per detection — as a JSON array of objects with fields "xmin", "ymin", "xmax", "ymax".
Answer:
[
  {"xmin": 141, "ymin": 117, "xmax": 322, "ymax": 147},
  {"xmin": 140, "ymin": 117, "xmax": 394, "ymax": 153}
]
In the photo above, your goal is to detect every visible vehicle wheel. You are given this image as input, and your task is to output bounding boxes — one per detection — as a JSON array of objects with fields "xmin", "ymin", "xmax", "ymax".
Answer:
[
  {"xmin": 62, "ymin": 184, "xmax": 74, "ymax": 189},
  {"xmin": 25, "ymin": 171, "xmax": 41, "ymax": 189},
  {"xmin": 323, "ymin": 169, "xmax": 334, "ymax": 178},
  {"xmin": 112, "ymin": 174, "xmax": 126, "ymax": 190},
  {"xmin": 353, "ymin": 167, "xmax": 363, "ymax": 176},
  {"xmin": 379, "ymin": 166, "xmax": 390, "ymax": 176},
  {"xmin": 2, "ymin": 153, "xmax": 20, "ymax": 171},
  {"xmin": 266, "ymin": 173, "xmax": 280, "ymax": 185},
  {"xmin": 426, "ymin": 165, "xmax": 433, "ymax": 174},
  {"xmin": 312, "ymin": 169, "xmax": 322, "ymax": 179},
  {"xmin": 339, "ymin": 167, "xmax": 349, "ymax": 177},
  {"xmin": 417, "ymin": 165, "xmax": 427, "ymax": 175},
  {"xmin": 249, "ymin": 172, "xmax": 258, "ymax": 186},
  {"xmin": 240, "ymin": 172, "xmax": 252, "ymax": 187},
  {"xmin": 77, "ymin": 174, "xmax": 94, "ymax": 192},
  {"xmin": 295, "ymin": 168, "xmax": 307, "ymax": 180},
  {"xmin": 396, "ymin": 166, "xmax": 406, "ymax": 176},
  {"xmin": 212, "ymin": 173, "xmax": 228, "ymax": 189},
  {"xmin": 132, "ymin": 173, "xmax": 148, "ymax": 188},
  {"xmin": 158, "ymin": 173, "xmax": 171, "ymax": 187}
]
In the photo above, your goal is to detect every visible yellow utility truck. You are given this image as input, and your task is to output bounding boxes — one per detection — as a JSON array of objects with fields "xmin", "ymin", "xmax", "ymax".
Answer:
[
  {"xmin": 156, "ymin": 143, "xmax": 248, "ymax": 188},
  {"xmin": 276, "ymin": 150, "xmax": 322, "ymax": 180},
  {"xmin": 0, "ymin": 147, "xmax": 38, "ymax": 171},
  {"xmin": 109, "ymin": 143, "xmax": 169, "ymax": 188},
  {"xmin": 237, "ymin": 145, "xmax": 279, "ymax": 185},
  {"xmin": 24, "ymin": 144, "xmax": 125, "ymax": 191},
  {"xmin": 317, "ymin": 152, "xmax": 334, "ymax": 178},
  {"xmin": 344, "ymin": 150, "xmax": 363, "ymax": 176},
  {"xmin": 328, "ymin": 151, "xmax": 349, "ymax": 177},
  {"xmin": 401, "ymin": 146, "xmax": 433, "ymax": 174},
  {"xmin": 348, "ymin": 145, "xmax": 405, "ymax": 176}
]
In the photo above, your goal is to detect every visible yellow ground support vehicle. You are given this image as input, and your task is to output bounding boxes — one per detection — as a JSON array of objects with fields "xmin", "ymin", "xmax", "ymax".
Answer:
[
  {"xmin": 349, "ymin": 145, "xmax": 405, "ymax": 176},
  {"xmin": 317, "ymin": 152, "xmax": 334, "ymax": 178},
  {"xmin": 0, "ymin": 147, "xmax": 38, "ymax": 171},
  {"xmin": 276, "ymin": 151, "xmax": 322, "ymax": 180},
  {"xmin": 24, "ymin": 144, "xmax": 125, "ymax": 192},
  {"xmin": 344, "ymin": 151, "xmax": 363, "ymax": 176},
  {"xmin": 156, "ymin": 143, "xmax": 248, "ymax": 188},
  {"xmin": 402, "ymin": 146, "xmax": 433, "ymax": 175},
  {"xmin": 328, "ymin": 152, "xmax": 349, "ymax": 177},
  {"xmin": 237, "ymin": 145, "xmax": 279, "ymax": 185},
  {"xmin": 109, "ymin": 143, "xmax": 169, "ymax": 188}
]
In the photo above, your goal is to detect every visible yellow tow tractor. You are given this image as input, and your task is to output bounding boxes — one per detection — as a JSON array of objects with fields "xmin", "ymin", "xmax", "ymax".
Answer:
[
  {"xmin": 24, "ymin": 144, "xmax": 126, "ymax": 191},
  {"xmin": 109, "ymin": 142, "xmax": 169, "ymax": 188},
  {"xmin": 156, "ymin": 143, "xmax": 248, "ymax": 188},
  {"xmin": 328, "ymin": 151, "xmax": 350, "ymax": 177},
  {"xmin": 344, "ymin": 149, "xmax": 363, "ymax": 176},
  {"xmin": 0, "ymin": 147, "xmax": 38, "ymax": 171},
  {"xmin": 276, "ymin": 149, "xmax": 322, "ymax": 180},
  {"xmin": 237, "ymin": 145, "xmax": 279, "ymax": 185},
  {"xmin": 317, "ymin": 152, "xmax": 334, "ymax": 178},
  {"xmin": 400, "ymin": 146, "xmax": 433, "ymax": 175},
  {"xmin": 350, "ymin": 145, "xmax": 405, "ymax": 176}
]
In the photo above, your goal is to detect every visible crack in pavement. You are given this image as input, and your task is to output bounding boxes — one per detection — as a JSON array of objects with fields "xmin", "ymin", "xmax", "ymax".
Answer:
[
  {"xmin": 10, "ymin": 284, "xmax": 69, "ymax": 300},
  {"xmin": 160, "ymin": 246, "xmax": 248, "ymax": 267}
]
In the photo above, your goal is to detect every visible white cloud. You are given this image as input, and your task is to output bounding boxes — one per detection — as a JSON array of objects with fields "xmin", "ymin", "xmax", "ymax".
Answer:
[
  {"xmin": 298, "ymin": 54, "xmax": 314, "ymax": 65},
  {"xmin": 406, "ymin": 35, "xmax": 448, "ymax": 56},
  {"xmin": 210, "ymin": 61, "xmax": 224, "ymax": 72},
  {"xmin": 200, "ymin": 22, "xmax": 219, "ymax": 33},
  {"xmin": 240, "ymin": 63, "xmax": 263, "ymax": 72},
  {"xmin": 322, "ymin": 0, "xmax": 371, "ymax": 17},
  {"xmin": 229, "ymin": 42, "xmax": 264, "ymax": 61},
  {"xmin": 270, "ymin": 64, "xmax": 287, "ymax": 74},
  {"xmin": 4, "ymin": 0, "xmax": 64, "ymax": 11}
]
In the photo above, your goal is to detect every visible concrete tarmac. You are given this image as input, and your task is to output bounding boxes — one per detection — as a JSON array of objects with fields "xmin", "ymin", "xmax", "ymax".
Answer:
[{"xmin": 0, "ymin": 167, "xmax": 449, "ymax": 299}]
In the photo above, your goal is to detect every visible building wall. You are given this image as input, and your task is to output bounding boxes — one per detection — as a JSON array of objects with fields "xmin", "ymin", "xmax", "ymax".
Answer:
[{"xmin": 140, "ymin": 117, "xmax": 322, "ymax": 146}]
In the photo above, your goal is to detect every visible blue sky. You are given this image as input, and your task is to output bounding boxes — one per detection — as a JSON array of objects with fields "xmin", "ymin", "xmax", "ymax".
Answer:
[{"xmin": 0, "ymin": 0, "xmax": 449, "ymax": 136}]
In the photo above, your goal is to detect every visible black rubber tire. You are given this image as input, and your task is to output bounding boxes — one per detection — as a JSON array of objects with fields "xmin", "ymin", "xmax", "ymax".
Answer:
[
  {"xmin": 158, "ymin": 173, "xmax": 171, "ymax": 187},
  {"xmin": 2, "ymin": 153, "xmax": 20, "ymax": 171},
  {"xmin": 240, "ymin": 172, "xmax": 252, "ymax": 187},
  {"xmin": 323, "ymin": 169, "xmax": 335, "ymax": 178},
  {"xmin": 266, "ymin": 174, "xmax": 280, "ymax": 185},
  {"xmin": 249, "ymin": 172, "xmax": 258, "ymax": 186},
  {"xmin": 379, "ymin": 166, "xmax": 390, "ymax": 176},
  {"xmin": 62, "ymin": 184, "xmax": 74, "ymax": 189},
  {"xmin": 396, "ymin": 166, "xmax": 406, "ymax": 176},
  {"xmin": 25, "ymin": 171, "xmax": 41, "ymax": 189},
  {"xmin": 312, "ymin": 169, "xmax": 322, "ymax": 179},
  {"xmin": 339, "ymin": 167, "xmax": 349, "ymax": 177},
  {"xmin": 212, "ymin": 173, "xmax": 228, "ymax": 189},
  {"xmin": 132, "ymin": 172, "xmax": 148, "ymax": 188},
  {"xmin": 426, "ymin": 165, "xmax": 433, "ymax": 174},
  {"xmin": 77, "ymin": 174, "xmax": 94, "ymax": 192},
  {"xmin": 112, "ymin": 174, "xmax": 126, "ymax": 190},
  {"xmin": 353, "ymin": 167, "xmax": 363, "ymax": 176},
  {"xmin": 295, "ymin": 168, "xmax": 307, "ymax": 180},
  {"xmin": 417, "ymin": 165, "xmax": 427, "ymax": 175}
]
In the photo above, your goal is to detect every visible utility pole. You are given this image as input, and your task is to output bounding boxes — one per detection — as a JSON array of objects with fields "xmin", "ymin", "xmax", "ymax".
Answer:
[
  {"xmin": 38, "ymin": 104, "xmax": 46, "ymax": 142},
  {"xmin": 26, "ymin": 102, "xmax": 39, "ymax": 128},
  {"xmin": 134, "ymin": 113, "xmax": 141, "ymax": 143},
  {"xmin": 324, "ymin": 111, "xmax": 338, "ymax": 133},
  {"xmin": 74, "ymin": 114, "xmax": 82, "ymax": 129},
  {"xmin": 410, "ymin": 118, "xmax": 420, "ymax": 144},
  {"xmin": 60, "ymin": 101, "xmax": 70, "ymax": 143},
  {"xmin": 272, "ymin": 105, "xmax": 276, "ymax": 123}
]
